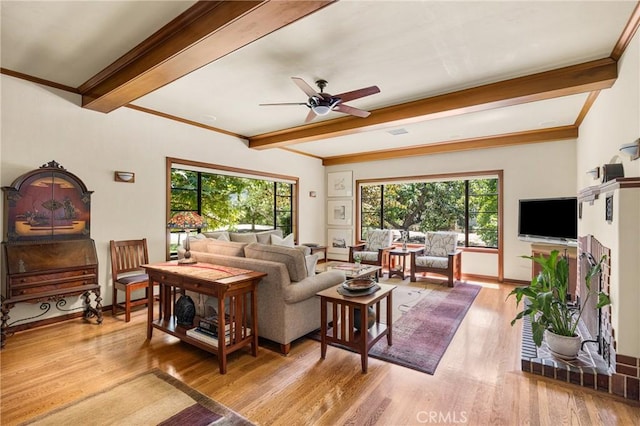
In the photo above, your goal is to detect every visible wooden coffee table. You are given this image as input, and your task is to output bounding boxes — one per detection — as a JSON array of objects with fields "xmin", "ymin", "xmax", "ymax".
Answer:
[
  {"xmin": 317, "ymin": 282, "xmax": 396, "ymax": 373},
  {"xmin": 315, "ymin": 261, "xmax": 382, "ymax": 281}
]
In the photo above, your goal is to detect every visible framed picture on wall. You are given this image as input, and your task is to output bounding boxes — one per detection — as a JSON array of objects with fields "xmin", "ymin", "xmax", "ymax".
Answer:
[
  {"xmin": 327, "ymin": 228, "xmax": 352, "ymax": 255},
  {"xmin": 327, "ymin": 171, "xmax": 353, "ymax": 197},
  {"xmin": 327, "ymin": 200, "xmax": 352, "ymax": 226}
]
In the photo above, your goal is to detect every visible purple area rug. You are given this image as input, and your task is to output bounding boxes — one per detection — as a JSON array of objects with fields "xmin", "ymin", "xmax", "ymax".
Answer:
[{"xmin": 369, "ymin": 283, "xmax": 481, "ymax": 374}]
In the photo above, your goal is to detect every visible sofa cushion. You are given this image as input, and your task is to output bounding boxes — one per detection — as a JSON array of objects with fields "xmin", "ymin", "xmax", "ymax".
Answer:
[
  {"xmin": 271, "ymin": 233, "xmax": 294, "ymax": 248},
  {"xmin": 256, "ymin": 229, "xmax": 283, "ymax": 244},
  {"xmin": 230, "ymin": 232, "xmax": 258, "ymax": 243},
  {"xmin": 244, "ymin": 242, "xmax": 307, "ymax": 282},
  {"xmin": 188, "ymin": 239, "xmax": 210, "ymax": 252},
  {"xmin": 203, "ymin": 239, "xmax": 247, "ymax": 257},
  {"xmin": 415, "ymin": 255, "xmax": 449, "ymax": 269},
  {"xmin": 203, "ymin": 231, "xmax": 230, "ymax": 241}
]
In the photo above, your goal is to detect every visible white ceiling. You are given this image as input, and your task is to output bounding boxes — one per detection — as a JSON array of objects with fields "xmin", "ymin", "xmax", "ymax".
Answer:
[{"xmin": 1, "ymin": 1, "xmax": 638, "ymax": 161}]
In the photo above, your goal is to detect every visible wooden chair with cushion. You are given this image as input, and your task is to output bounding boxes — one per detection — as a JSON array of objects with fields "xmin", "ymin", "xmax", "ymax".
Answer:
[
  {"xmin": 410, "ymin": 231, "xmax": 462, "ymax": 287},
  {"xmin": 109, "ymin": 238, "xmax": 153, "ymax": 322},
  {"xmin": 348, "ymin": 229, "xmax": 394, "ymax": 278}
]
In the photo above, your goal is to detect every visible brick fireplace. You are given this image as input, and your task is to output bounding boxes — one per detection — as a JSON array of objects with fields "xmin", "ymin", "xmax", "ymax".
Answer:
[{"xmin": 521, "ymin": 178, "xmax": 640, "ymax": 402}]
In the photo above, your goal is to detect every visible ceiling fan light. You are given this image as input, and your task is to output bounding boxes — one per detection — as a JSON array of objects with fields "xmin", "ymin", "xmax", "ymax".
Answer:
[{"xmin": 312, "ymin": 105, "xmax": 331, "ymax": 116}]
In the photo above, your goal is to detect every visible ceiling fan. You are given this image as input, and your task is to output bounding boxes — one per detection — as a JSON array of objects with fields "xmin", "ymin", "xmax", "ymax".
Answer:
[{"xmin": 260, "ymin": 77, "xmax": 380, "ymax": 123}]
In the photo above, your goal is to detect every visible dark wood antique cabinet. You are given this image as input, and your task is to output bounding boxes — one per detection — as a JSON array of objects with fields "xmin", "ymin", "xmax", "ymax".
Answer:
[{"xmin": 1, "ymin": 161, "xmax": 102, "ymax": 348}]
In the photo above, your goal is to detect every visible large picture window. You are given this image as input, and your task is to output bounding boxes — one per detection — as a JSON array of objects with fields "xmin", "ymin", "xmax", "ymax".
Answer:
[
  {"xmin": 359, "ymin": 173, "xmax": 500, "ymax": 249},
  {"xmin": 167, "ymin": 158, "xmax": 297, "ymax": 255}
]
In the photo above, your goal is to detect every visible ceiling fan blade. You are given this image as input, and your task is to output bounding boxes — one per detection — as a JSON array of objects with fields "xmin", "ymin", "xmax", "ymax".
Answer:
[
  {"xmin": 333, "ymin": 85, "xmax": 380, "ymax": 103},
  {"xmin": 334, "ymin": 103, "xmax": 371, "ymax": 118},
  {"xmin": 304, "ymin": 109, "xmax": 317, "ymax": 123},
  {"xmin": 259, "ymin": 102, "xmax": 308, "ymax": 106},
  {"xmin": 292, "ymin": 77, "xmax": 319, "ymax": 98}
]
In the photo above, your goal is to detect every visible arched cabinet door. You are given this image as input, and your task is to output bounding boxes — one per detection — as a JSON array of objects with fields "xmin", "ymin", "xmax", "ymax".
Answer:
[{"xmin": 2, "ymin": 160, "xmax": 93, "ymax": 242}]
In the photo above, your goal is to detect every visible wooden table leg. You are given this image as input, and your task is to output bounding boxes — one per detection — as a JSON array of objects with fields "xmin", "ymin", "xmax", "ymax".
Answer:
[
  {"xmin": 251, "ymin": 288, "xmax": 258, "ymax": 357},
  {"xmin": 320, "ymin": 297, "xmax": 328, "ymax": 359},
  {"xmin": 386, "ymin": 292, "xmax": 393, "ymax": 346},
  {"xmin": 218, "ymin": 294, "xmax": 227, "ymax": 374},
  {"xmin": 146, "ymin": 279, "xmax": 155, "ymax": 339},
  {"xmin": 360, "ymin": 305, "xmax": 368, "ymax": 373}
]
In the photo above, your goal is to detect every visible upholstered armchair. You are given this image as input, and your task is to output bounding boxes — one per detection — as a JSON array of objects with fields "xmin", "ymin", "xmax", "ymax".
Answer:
[
  {"xmin": 410, "ymin": 231, "xmax": 462, "ymax": 287},
  {"xmin": 348, "ymin": 229, "xmax": 394, "ymax": 278}
]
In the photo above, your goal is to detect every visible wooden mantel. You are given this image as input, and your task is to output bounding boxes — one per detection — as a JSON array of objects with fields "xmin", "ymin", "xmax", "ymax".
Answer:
[{"xmin": 578, "ymin": 177, "xmax": 640, "ymax": 203}]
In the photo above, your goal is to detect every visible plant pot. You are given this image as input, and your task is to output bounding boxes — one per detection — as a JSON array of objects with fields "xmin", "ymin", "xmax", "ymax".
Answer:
[{"xmin": 544, "ymin": 329, "xmax": 581, "ymax": 360}]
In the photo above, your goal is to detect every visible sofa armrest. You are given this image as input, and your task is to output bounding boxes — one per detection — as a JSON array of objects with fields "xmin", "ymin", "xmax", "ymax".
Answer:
[{"xmin": 283, "ymin": 270, "xmax": 346, "ymax": 304}]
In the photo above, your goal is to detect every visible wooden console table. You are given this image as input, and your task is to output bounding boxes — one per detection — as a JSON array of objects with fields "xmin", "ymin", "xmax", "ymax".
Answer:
[{"xmin": 145, "ymin": 261, "xmax": 266, "ymax": 374}]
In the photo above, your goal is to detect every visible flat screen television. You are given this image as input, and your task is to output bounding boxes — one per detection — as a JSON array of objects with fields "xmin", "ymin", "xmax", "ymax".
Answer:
[{"xmin": 518, "ymin": 197, "xmax": 577, "ymax": 245}]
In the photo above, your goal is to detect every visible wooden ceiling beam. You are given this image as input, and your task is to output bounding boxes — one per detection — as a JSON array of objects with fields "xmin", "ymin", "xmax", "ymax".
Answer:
[
  {"xmin": 80, "ymin": 0, "xmax": 334, "ymax": 113},
  {"xmin": 321, "ymin": 126, "xmax": 578, "ymax": 166},
  {"xmin": 248, "ymin": 58, "xmax": 616, "ymax": 150}
]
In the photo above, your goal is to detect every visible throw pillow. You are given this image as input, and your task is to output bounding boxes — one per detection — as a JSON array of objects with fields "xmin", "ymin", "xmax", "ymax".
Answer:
[
  {"xmin": 203, "ymin": 231, "xmax": 230, "ymax": 240},
  {"xmin": 256, "ymin": 229, "xmax": 283, "ymax": 244},
  {"xmin": 305, "ymin": 254, "xmax": 319, "ymax": 277},
  {"xmin": 271, "ymin": 233, "xmax": 294, "ymax": 248},
  {"xmin": 229, "ymin": 232, "xmax": 258, "ymax": 243}
]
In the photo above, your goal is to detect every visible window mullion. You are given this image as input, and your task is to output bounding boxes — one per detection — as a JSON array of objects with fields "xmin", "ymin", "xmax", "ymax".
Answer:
[{"xmin": 464, "ymin": 180, "xmax": 470, "ymax": 247}]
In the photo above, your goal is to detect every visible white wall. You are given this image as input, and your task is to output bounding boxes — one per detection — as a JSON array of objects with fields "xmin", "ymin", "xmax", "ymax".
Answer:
[
  {"xmin": 577, "ymin": 28, "xmax": 640, "ymax": 358},
  {"xmin": 1, "ymin": 76, "xmax": 327, "ymax": 323},
  {"xmin": 327, "ymin": 138, "xmax": 577, "ymax": 282}
]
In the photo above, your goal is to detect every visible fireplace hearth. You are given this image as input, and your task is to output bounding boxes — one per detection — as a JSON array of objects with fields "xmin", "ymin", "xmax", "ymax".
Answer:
[
  {"xmin": 521, "ymin": 233, "xmax": 639, "ymax": 401},
  {"xmin": 520, "ymin": 313, "xmax": 612, "ymax": 391}
]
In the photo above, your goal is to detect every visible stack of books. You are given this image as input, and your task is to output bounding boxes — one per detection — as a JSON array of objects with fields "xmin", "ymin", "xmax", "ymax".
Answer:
[
  {"xmin": 198, "ymin": 314, "xmax": 230, "ymax": 337},
  {"xmin": 186, "ymin": 314, "xmax": 251, "ymax": 348}
]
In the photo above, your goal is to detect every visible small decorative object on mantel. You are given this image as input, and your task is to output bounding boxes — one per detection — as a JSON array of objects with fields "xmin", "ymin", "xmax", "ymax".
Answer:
[
  {"xmin": 601, "ymin": 163, "xmax": 624, "ymax": 183},
  {"xmin": 175, "ymin": 291, "xmax": 196, "ymax": 326},
  {"xmin": 167, "ymin": 211, "xmax": 207, "ymax": 264}
]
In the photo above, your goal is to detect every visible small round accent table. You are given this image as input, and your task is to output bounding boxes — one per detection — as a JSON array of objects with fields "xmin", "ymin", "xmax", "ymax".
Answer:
[{"xmin": 387, "ymin": 248, "xmax": 421, "ymax": 280}]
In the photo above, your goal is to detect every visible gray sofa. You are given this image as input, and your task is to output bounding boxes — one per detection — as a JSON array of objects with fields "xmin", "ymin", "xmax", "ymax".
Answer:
[{"xmin": 184, "ymin": 240, "xmax": 345, "ymax": 355}]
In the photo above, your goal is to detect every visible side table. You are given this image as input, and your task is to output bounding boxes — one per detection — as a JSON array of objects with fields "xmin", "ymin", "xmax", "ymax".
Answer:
[
  {"xmin": 303, "ymin": 244, "xmax": 327, "ymax": 263},
  {"xmin": 317, "ymin": 283, "xmax": 396, "ymax": 373},
  {"xmin": 387, "ymin": 248, "xmax": 421, "ymax": 280}
]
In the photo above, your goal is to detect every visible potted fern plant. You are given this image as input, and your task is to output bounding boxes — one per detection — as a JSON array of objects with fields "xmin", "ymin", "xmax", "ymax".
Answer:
[{"xmin": 508, "ymin": 250, "xmax": 611, "ymax": 359}]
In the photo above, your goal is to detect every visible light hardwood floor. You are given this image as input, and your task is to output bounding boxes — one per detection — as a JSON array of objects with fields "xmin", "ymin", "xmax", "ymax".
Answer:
[{"xmin": 1, "ymin": 281, "xmax": 638, "ymax": 425}]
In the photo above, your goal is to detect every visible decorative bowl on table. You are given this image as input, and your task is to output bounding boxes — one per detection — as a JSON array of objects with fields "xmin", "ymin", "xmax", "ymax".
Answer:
[{"xmin": 342, "ymin": 278, "xmax": 376, "ymax": 291}]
